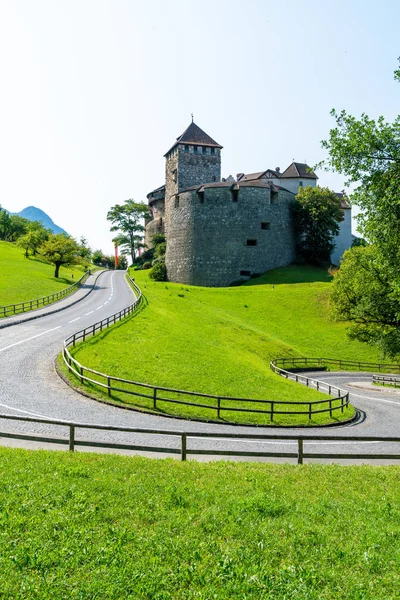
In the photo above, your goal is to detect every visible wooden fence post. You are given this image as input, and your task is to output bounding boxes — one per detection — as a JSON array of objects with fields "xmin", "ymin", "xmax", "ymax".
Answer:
[
  {"xmin": 69, "ymin": 426, "xmax": 75, "ymax": 452},
  {"xmin": 298, "ymin": 439, "xmax": 303, "ymax": 465},
  {"xmin": 181, "ymin": 433, "xmax": 187, "ymax": 461},
  {"xmin": 153, "ymin": 388, "xmax": 157, "ymax": 409}
]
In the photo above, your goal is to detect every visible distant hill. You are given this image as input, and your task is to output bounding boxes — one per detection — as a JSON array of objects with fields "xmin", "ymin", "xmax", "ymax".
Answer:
[{"xmin": 11, "ymin": 206, "xmax": 68, "ymax": 235}]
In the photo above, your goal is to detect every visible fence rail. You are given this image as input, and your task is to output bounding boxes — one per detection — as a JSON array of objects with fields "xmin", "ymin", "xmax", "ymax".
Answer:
[
  {"xmin": 62, "ymin": 277, "xmax": 350, "ymax": 423},
  {"xmin": 271, "ymin": 356, "xmax": 400, "ymax": 374},
  {"xmin": 0, "ymin": 271, "xmax": 90, "ymax": 318},
  {"xmin": 2, "ymin": 412, "xmax": 400, "ymax": 463},
  {"xmin": 372, "ymin": 374, "xmax": 400, "ymax": 388}
]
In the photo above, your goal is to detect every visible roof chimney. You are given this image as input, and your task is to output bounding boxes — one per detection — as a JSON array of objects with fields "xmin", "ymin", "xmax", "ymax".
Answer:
[
  {"xmin": 275, "ymin": 167, "xmax": 280, "ymax": 173},
  {"xmin": 236, "ymin": 173, "xmax": 244, "ymax": 181}
]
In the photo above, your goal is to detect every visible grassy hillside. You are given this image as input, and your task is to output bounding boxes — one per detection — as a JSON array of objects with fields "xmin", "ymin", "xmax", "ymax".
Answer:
[
  {"xmin": 62, "ymin": 265, "xmax": 381, "ymax": 425},
  {"xmin": 0, "ymin": 241, "xmax": 89, "ymax": 307},
  {"xmin": 1, "ymin": 448, "xmax": 399, "ymax": 599}
]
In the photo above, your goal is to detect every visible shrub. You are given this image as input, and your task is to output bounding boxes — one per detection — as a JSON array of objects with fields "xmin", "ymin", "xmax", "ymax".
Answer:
[
  {"xmin": 149, "ymin": 259, "xmax": 167, "ymax": 281},
  {"xmin": 142, "ymin": 261, "xmax": 152, "ymax": 270}
]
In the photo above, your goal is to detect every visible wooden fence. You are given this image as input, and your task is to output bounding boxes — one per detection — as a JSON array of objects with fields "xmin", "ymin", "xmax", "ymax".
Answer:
[
  {"xmin": 372, "ymin": 374, "xmax": 400, "ymax": 388},
  {"xmin": 62, "ymin": 276, "xmax": 350, "ymax": 422},
  {"xmin": 2, "ymin": 412, "xmax": 400, "ymax": 463},
  {"xmin": 0, "ymin": 270, "xmax": 90, "ymax": 318}
]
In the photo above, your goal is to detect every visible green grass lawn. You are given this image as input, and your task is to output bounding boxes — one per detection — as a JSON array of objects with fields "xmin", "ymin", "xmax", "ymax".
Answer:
[
  {"xmin": 0, "ymin": 241, "xmax": 92, "ymax": 309},
  {"xmin": 61, "ymin": 264, "xmax": 384, "ymax": 426},
  {"xmin": 1, "ymin": 448, "xmax": 400, "ymax": 599}
]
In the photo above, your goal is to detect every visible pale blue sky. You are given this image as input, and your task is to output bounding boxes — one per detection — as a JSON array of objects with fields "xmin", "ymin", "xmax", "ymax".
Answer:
[{"xmin": 0, "ymin": 0, "xmax": 399, "ymax": 251}]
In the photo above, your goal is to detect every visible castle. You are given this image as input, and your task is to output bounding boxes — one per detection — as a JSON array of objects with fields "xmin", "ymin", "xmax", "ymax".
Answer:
[{"xmin": 144, "ymin": 120, "xmax": 352, "ymax": 287}]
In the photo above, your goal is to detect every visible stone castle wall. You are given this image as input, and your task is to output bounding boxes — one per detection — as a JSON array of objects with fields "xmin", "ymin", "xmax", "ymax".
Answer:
[{"xmin": 165, "ymin": 185, "xmax": 295, "ymax": 287}]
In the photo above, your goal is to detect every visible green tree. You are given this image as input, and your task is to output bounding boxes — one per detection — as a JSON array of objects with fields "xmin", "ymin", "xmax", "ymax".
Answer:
[
  {"xmin": 330, "ymin": 245, "xmax": 400, "ymax": 358},
  {"xmin": 39, "ymin": 234, "xmax": 81, "ymax": 278},
  {"xmin": 293, "ymin": 186, "xmax": 343, "ymax": 263},
  {"xmin": 106, "ymin": 200, "xmax": 150, "ymax": 264},
  {"xmin": 322, "ymin": 60, "xmax": 400, "ymax": 355},
  {"xmin": 320, "ymin": 110, "xmax": 400, "ymax": 280},
  {"xmin": 17, "ymin": 222, "xmax": 49, "ymax": 257}
]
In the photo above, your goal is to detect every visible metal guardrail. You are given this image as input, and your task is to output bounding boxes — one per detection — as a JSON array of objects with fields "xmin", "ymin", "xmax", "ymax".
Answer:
[
  {"xmin": 373, "ymin": 374, "xmax": 400, "ymax": 388},
  {"xmin": 61, "ymin": 276, "xmax": 350, "ymax": 422},
  {"xmin": 0, "ymin": 270, "xmax": 90, "ymax": 318},
  {"xmin": 3, "ymin": 412, "xmax": 400, "ymax": 463}
]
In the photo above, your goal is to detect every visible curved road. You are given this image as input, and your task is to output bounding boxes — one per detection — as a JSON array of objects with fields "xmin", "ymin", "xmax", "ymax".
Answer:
[{"xmin": 1, "ymin": 270, "xmax": 400, "ymax": 463}]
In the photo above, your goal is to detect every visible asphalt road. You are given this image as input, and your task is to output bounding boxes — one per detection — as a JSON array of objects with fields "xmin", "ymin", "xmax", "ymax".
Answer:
[{"xmin": 1, "ymin": 270, "xmax": 400, "ymax": 464}]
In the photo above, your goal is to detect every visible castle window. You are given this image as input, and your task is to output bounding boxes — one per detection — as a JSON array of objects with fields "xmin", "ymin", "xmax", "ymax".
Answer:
[
  {"xmin": 231, "ymin": 189, "xmax": 239, "ymax": 202},
  {"xmin": 299, "ymin": 181, "xmax": 303, "ymax": 186},
  {"xmin": 185, "ymin": 145, "xmax": 189, "ymax": 153},
  {"xmin": 271, "ymin": 190, "xmax": 278, "ymax": 204},
  {"xmin": 211, "ymin": 147, "xmax": 215, "ymax": 155},
  {"xmin": 194, "ymin": 145, "xmax": 198, "ymax": 154},
  {"xmin": 261, "ymin": 222, "xmax": 271, "ymax": 230},
  {"xmin": 173, "ymin": 169, "xmax": 177, "ymax": 183},
  {"xmin": 246, "ymin": 239, "xmax": 257, "ymax": 246},
  {"xmin": 240, "ymin": 270, "xmax": 251, "ymax": 276},
  {"xmin": 197, "ymin": 187, "xmax": 205, "ymax": 203},
  {"xmin": 202, "ymin": 146, "xmax": 207, "ymax": 155},
  {"xmin": 175, "ymin": 195, "xmax": 180, "ymax": 208}
]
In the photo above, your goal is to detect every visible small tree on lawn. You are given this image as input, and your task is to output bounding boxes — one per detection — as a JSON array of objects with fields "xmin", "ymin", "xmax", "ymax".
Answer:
[
  {"xmin": 17, "ymin": 222, "xmax": 50, "ymax": 257},
  {"xmin": 39, "ymin": 234, "xmax": 81, "ymax": 278},
  {"xmin": 293, "ymin": 186, "xmax": 343, "ymax": 263}
]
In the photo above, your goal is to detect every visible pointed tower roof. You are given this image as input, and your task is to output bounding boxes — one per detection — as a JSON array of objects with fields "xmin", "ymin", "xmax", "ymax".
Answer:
[{"xmin": 164, "ymin": 121, "xmax": 223, "ymax": 156}]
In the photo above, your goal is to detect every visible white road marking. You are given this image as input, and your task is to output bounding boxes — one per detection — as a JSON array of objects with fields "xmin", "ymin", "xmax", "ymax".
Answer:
[
  {"xmin": 0, "ymin": 326, "xmax": 62, "ymax": 353},
  {"xmin": 104, "ymin": 301, "xmax": 109, "ymax": 305},
  {"xmin": 69, "ymin": 317, "xmax": 81, "ymax": 323},
  {"xmin": 350, "ymin": 392, "xmax": 400, "ymax": 406},
  {"xmin": 0, "ymin": 401, "xmax": 68, "ymax": 421},
  {"xmin": 96, "ymin": 306, "xmax": 103, "ymax": 310},
  {"xmin": 85, "ymin": 311, "xmax": 94, "ymax": 316}
]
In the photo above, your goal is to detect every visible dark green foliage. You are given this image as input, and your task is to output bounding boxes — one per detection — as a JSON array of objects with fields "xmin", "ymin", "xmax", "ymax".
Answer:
[
  {"xmin": 149, "ymin": 259, "xmax": 167, "ymax": 281},
  {"xmin": 330, "ymin": 245, "xmax": 400, "ymax": 358},
  {"xmin": 293, "ymin": 186, "xmax": 343, "ymax": 263},
  {"xmin": 142, "ymin": 261, "xmax": 152, "ymax": 270}
]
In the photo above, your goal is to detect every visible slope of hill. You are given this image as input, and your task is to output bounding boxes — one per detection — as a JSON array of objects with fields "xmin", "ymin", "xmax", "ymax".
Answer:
[
  {"xmin": 0, "ymin": 241, "xmax": 86, "ymax": 306},
  {"xmin": 65, "ymin": 265, "xmax": 381, "ymax": 424},
  {"xmin": 14, "ymin": 206, "xmax": 67, "ymax": 235}
]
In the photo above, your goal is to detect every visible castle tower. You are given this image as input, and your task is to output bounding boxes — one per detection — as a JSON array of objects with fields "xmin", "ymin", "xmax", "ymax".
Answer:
[{"xmin": 164, "ymin": 121, "xmax": 222, "ymax": 234}]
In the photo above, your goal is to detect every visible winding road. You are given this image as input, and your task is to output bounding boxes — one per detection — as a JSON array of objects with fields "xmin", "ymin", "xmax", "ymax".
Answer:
[{"xmin": 1, "ymin": 270, "xmax": 400, "ymax": 464}]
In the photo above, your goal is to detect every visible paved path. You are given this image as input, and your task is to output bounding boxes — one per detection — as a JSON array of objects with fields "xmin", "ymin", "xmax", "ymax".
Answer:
[{"xmin": 1, "ymin": 270, "xmax": 400, "ymax": 463}]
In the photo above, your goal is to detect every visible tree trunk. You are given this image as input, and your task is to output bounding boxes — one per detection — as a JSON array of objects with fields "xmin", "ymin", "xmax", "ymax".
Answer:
[{"xmin": 54, "ymin": 262, "xmax": 61, "ymax": 278}]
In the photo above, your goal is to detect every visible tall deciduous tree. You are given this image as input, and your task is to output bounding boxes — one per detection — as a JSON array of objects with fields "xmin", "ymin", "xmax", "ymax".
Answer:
[
  {"xmin": 330, "ymin": 245, "xmax": 400, "ymax": 358},
  {"xmin": 106, "ymin": 200, "xmax": 150, "ymax": 264},
  {"xmin": 323, "ymin": 60, "xmax": 400, "ymax": 356},
  {"xmin": 39, "ymin": 234, "xmax": 81, "ymax": 278},
  {"xmin": 293, "ymin": 186, "xmax": 343, "ymax": 263}
]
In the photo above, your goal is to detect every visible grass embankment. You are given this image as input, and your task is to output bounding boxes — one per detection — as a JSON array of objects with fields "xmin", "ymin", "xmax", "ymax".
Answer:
[
  {"xmin": 1, "ymin": 448, "xmax": 400, "ymax": 599},
  {"xmin": 62, "ymin": 265, "xmax": 381, "ymax": 426},
  {"xmin": 0, "ymin": 241, "xmax": 92, "ymax": 309}
]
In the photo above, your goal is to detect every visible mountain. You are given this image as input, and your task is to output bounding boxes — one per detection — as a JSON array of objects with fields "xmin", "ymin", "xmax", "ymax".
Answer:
[{"xmin": 12, "ymin": 206, "xmax": 68, "ymax": 235}]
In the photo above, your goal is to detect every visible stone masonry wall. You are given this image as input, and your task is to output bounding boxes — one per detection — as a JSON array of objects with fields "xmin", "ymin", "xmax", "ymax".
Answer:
[
  {"xmin": 165, "ymin": 144, "xmax": 221, "ymax": 247},
  {"xmin": 165, "ymin": 186, "xmax": 296, "ymax": 287}
]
